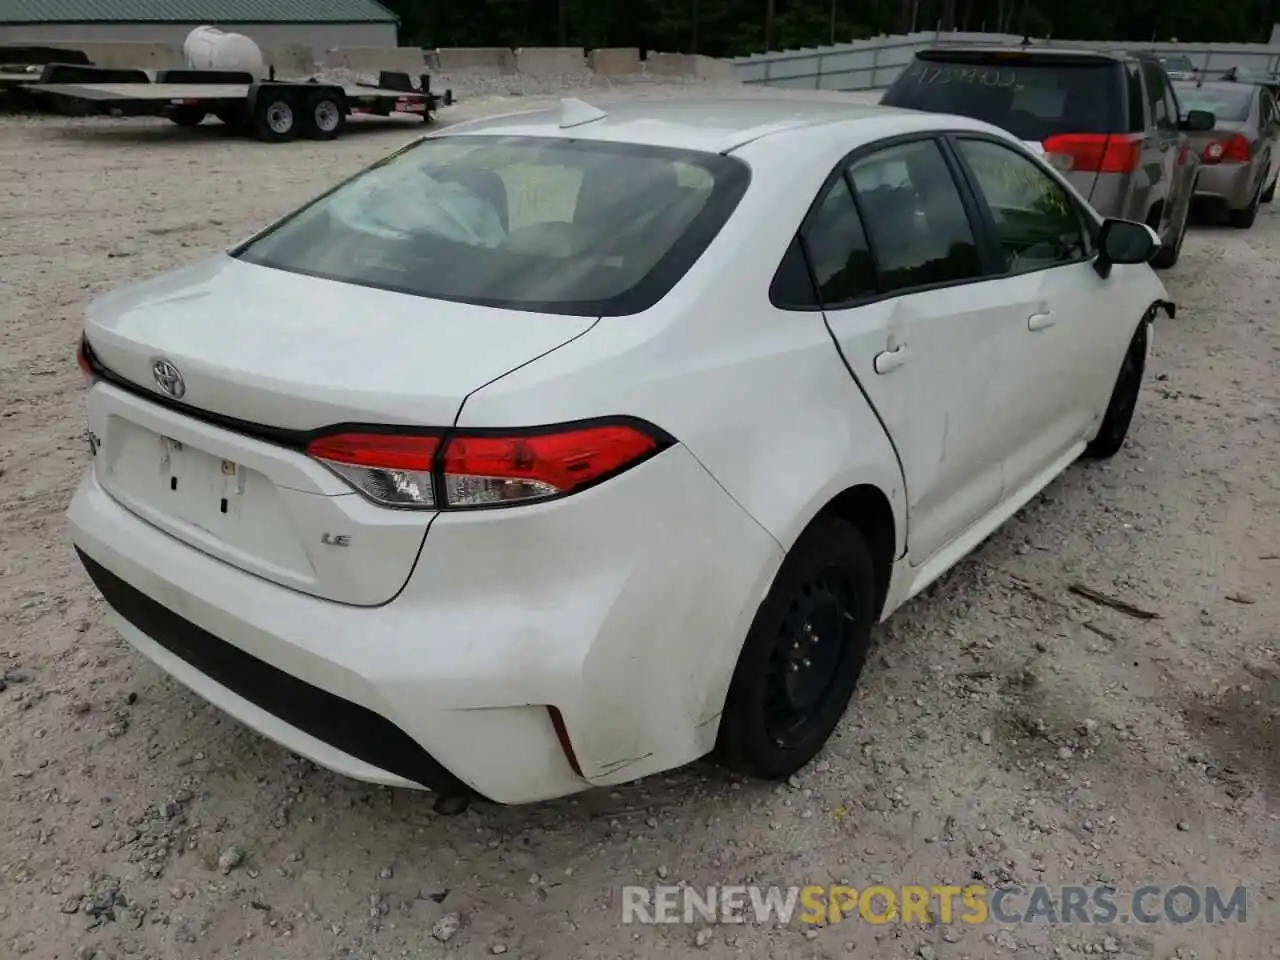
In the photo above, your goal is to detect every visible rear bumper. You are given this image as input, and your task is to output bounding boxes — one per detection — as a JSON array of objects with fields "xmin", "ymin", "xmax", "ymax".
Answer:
[
  {"xmin": 76, "ymin": 548, "xmax": 472, "ymax": 795},
  {"xmin": 68, "ymin": 444, "xmax": 782, "ymax": 804},
  {"xmin": 1194, "ymin": 163, "xmax": 1255, "ymax": 209}
]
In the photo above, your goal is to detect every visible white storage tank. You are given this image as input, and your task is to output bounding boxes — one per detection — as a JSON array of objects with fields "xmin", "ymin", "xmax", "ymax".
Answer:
[{"xmin": 183, "ymin": 26, "xmax": 266, "ymax": 79}]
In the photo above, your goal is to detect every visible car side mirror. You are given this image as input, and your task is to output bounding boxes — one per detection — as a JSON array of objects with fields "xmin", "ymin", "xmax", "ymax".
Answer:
[
  {"xmin": 1180, "ymin": 109, "xmax": 1216, "ymax": 132},
  {"xmin": 1093, "ymin": 218, "xmax": 1161, "ymax": 278}
]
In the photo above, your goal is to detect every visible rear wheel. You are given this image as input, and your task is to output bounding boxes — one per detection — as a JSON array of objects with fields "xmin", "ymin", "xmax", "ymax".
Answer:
[
  {"xmin": 169, "ymin": 106, "xmax": 206, "ymax": 127},
  {"xmin": 1228, "ymin": 177, "xmax": 1263, "ymax": 229},
  {"xmin": 303, "ymin": 91, "xmax": 345, "ymax": 140},
  {"xmin": 716, "ymin": 517, "xmax": 876, "ymax": 779},
  {"xmin": 1151, "ymin": 198, "xmax": 1188, "ymax": 269},
  {"xmin": 1261, "ymin": 175, "xmax": 1276, "ymax": 204},
  {"xmin": 251, "ymin": 92, "xmax": 299, "ymax": 143},
  {"xmin": 1084, "ymin": 322, "xmax": 1148, "ymax": 460},
  {"xmin": 214, "ymin": 107, "xmax": 245, "ymax": 129}
]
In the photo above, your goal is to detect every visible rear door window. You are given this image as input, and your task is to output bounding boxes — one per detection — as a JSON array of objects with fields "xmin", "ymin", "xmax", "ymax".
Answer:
[
  {"xmin": 846, "ymin": 139, "xmax": 984, "ymax": 293},
  {"xmin": 882, "ymin": 55, "xmax": 1124, "ymax": 141},
  {"xmin": 1262, "ymin": 89, "xmax": 1280, "ymax": 133},
  {"xmin": 1126, "ymin": 63, "xmax": 1147, "ymax": 132},
  {"xmin": 1142, "ymin": 63, "xmax": 1176, "ymax": 131},
  {"xmin": 801, "ymin": 176, "xmax": 878, "ymax": 305}
]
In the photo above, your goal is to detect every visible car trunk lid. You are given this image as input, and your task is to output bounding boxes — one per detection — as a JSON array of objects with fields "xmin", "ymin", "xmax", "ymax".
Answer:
[{"xmin": 83, "ymin": 254, "xmax": 595, "ymax": 605}]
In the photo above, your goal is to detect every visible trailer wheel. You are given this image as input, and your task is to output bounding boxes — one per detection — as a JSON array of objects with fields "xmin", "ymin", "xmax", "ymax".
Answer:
[
  {"xmin": 303, "ymin": 91, "xmax": 346, "ymax": 140},
  {"xmin": 170, "ymin": 107, "xmax": 206, "ymax": 127},
  {"xmin": 214, "ymin": 108, "xmax": 246, "ymax": 129},
  {"xmin": 251, "ymin": 92, "xmax": 299, "ymax": 143}
]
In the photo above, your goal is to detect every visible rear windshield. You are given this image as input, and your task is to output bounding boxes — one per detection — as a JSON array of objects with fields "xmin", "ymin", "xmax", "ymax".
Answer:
[
  {"xmin": 233, "ymin": 135, "xmax": 750, "ymax": 317},
  {"xmin": 882, "ymin": 55, "xmax": 1124, "ymax": 141},
  {"xmin": 1172, "ymin": 83, "xmax": 1253, "ymax": 122}
]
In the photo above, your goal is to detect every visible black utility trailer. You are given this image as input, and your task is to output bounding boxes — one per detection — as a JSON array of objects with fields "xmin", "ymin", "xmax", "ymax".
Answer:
[{"xmin": 27, "ymin": 67, "xmax": 454, "ymax": 142}]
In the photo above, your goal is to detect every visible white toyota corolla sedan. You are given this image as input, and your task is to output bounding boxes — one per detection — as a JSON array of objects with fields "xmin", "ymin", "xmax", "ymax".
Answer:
[{"xmin": 69, "ymin": 96, "xmax": 1175, "ymax": 806}]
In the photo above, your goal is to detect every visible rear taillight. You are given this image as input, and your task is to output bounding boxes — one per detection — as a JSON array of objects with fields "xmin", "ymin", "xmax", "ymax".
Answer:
[
  {"xmin": 75, "ymin": 336, "xmax": 95, "ymax": 383},
  {"xmin": 306, "ymin": 420, "xmax": 668, "ymax": 510},
  {"xmin": 1201, "ymin": 133, "xmax": 1250, "ymax": 164},
  {"xmin": 1043, "ymin": 133, "xmax": 1142, "ymax": 174},
  {"xmin": 308, "ymin": 432, "xmax": 440, "ymax": 508}
]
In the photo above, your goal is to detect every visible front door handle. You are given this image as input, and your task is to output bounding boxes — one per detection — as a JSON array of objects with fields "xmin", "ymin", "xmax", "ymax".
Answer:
[
  {"xmin": 874, "ymin": 344, "xmax": 908, "ymax": 374},
  {"xmin": 1028, "ymin": 311, "xmax": 1056, "ymax": 331}
]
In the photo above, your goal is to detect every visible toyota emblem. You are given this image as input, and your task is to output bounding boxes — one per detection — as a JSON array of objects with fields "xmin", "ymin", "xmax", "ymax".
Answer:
[{"xmin": 151, "ymin": 358, "xmax": 185, "ymax": 399}]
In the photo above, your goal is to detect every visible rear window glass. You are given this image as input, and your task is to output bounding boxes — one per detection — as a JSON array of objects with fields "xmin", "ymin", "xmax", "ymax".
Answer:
[
  {"xmin": 233, "ymin": 135, "xmax": 750, "ymax": 317},
  {"xmin": 1172, "ymin": 83, "xmax": 1253, "ymax": 122},
  {"xmin": 882, "ymin": 56, "xmax": 1124, "ymax": 141}
]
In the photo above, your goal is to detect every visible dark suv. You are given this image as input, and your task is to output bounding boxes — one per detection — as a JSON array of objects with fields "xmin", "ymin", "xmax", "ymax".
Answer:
[{"xmin": 881, "ymin": 47, "xmax": 1214, "ymax": 268}]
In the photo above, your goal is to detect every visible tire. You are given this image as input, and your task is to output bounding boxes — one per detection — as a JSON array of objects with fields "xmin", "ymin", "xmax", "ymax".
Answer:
[
  {"xmin": 1261, "ymin": 176, "xmax": 1276, "ymax": 204},
  {"xmin": 169, "ymin": 106, "xmax": 206, "ymax": 127},
  {"xmin": 716, "ymin": 517, "xmax": 877, "ymax": 779},
  {"xmin": 1228, "ymin": 178, "xmax": 1262, "ymax": 229},
  {"xmin": 1150, "ymin": 197, "xmax": 1188, "ymax": 270},
  {"xmin": 250, "ymin": 91, "xmax": 299, "ymax": 143},
  {"xmin": 303, "ymin": 90, "xmax": 345, "ymax": 141},
  {"xmin": 214, "ymin": 108, "xmax": 245, "ymax": 129},
  {"xmin": 1084, "ymin": 322, "xmax": 1148, "ymax": 460}
]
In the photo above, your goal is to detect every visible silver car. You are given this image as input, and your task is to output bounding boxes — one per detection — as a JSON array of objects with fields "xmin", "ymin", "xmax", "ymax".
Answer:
[{"xmin": 1173, "ymin": 78, "xmax": 1280, "ymax": 228}]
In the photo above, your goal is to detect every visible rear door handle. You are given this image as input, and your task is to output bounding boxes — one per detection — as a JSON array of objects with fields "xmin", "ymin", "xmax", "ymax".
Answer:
[
  {"xmin": 874, "ymin": 345, "xmax": 908, "ymax": 374},
  {"xmin": 1028, "ymin": 311, "xmax": 1056, "ymax": 331}
]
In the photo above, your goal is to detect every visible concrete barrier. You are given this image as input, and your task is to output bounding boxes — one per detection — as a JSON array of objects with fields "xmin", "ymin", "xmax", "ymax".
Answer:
[
  {"xmin": 646, "ymin": 52, "xmax": 735, "ymax": 81},
  {"xmin": 690, "ymin": 55, "xmax": 735, "ymax": 81},
  {"xmin": 321, "ymin": 46, "xmax": 424, "ymax": 75},
  {"xmin": 36, "ymin": 40, "xmax": 183, "ymax": 70},
  {"xmin": 434, "ymin": 47, "xmax": 515, "ymax": 73},
  {"xmin": 588, "ymin": 47, "xmax": 642, "ymax": 75},
  {"xmin": 266, "ymin": 43, "xmax": 317, "ymax": 77},
  {"xmin": 514, "ymin": 46, "xmax": 585, "ymax": 73},
  {"xmin": 14, "ymin": 40, "xmax": 737, "ymax": 84}
]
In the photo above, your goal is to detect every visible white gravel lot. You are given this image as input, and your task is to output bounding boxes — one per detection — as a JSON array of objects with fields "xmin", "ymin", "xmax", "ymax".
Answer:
[{"xmin": 0, "ymin": 82, "xmax": 1277, "ymax": 960}]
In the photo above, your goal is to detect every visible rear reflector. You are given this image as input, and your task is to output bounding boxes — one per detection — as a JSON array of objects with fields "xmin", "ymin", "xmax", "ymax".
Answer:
[
  {"xmin": 306, "ymin": 420, "xmax": 669, "ymax": 510},
  {"xmin": 74, "ymin": 337, "xmax": 93, "ymax": 384},
  {"xmin": 547, "ymin": 706, "xmax": 584, "ymax": 778},
  {"xmin": 1042, "ymin": 133, "xmax": 1142, "ymax": 174}
]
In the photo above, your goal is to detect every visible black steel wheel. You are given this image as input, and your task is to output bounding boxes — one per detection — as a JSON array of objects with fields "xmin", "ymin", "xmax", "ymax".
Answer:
[
  {"xmin": 1084, "ymin": 322, "xmax": 1148, "ymax": 460},
  {"xmin": 717, "ymin": 517, "xmax": 876, "ymax": 779}
]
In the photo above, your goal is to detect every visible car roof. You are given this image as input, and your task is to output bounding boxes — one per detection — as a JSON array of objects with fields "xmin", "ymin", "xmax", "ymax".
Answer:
[
  {"xmin": 917, "ymin": 45, "xmax": 1130, "ymax": 63},
  {"xmin": 435, "ymin": 95, "xmax": 933, "ymax": 154}
]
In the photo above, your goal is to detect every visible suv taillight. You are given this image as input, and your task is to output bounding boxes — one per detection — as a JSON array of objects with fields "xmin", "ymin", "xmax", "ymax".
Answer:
[
  {"xmin": 307, "ymin": 421, "xmax": 670, "ymax": 510},
  {"xmin": 1201, "ymin": 133, "xmax": 1250, "ymax": 164},
  {"xmin": 1043, "ymin": 133, "xmax": 1143, "ymax": 174}
]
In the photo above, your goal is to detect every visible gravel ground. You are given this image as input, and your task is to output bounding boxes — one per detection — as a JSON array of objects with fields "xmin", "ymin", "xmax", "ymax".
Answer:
[{"xmin": 0, "ymin": 84, "xmax": 1277, "ymax": 960}]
